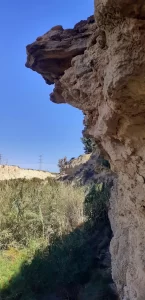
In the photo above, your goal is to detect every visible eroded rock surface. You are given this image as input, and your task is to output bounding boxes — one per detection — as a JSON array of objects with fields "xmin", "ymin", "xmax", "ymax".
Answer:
[{"xmin": 26, "ymin": 1, "xmax": 145, "ymax": 299}]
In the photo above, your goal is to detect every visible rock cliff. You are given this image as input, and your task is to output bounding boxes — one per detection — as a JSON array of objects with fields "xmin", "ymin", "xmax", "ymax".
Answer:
[
  {"xmin": 26, "ymin": 1, "xmax": 145, "ymax": 299},
  {"xmin": 57, "ymin": 153, "xmax": 114, "ymax": 189}
]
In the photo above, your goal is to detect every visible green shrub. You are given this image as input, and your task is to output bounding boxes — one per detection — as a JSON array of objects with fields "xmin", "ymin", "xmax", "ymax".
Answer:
[
  {"xmin": 97, "ymin": 156, "xmax": 110, "ymax": 169},
  {"xmin": 0, "ymin": 179, "xmax": 85, "ymax": 249},
  {"xmin": 0, "ymin": 179, "xmax": 114, "ymax": 300},
  {"xmin": 81, "ymin": 137, "xmax": 96, "ymax": 154},
  {"xmin": 0, "ymin": 223, "xmax": 110, "ymax": 300},
  {"xmin": 84, "ymin": 183, "xmax": 110, "ymax": 222}
]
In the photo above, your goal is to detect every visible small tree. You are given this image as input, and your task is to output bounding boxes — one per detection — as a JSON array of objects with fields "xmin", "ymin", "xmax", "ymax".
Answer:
[
  {"xmin": 58, "ymin": 156, "xmax": 67, "ymax": 173},
  {"xmin": 84, "ymin": 183, "xmax": 110, "ymax": 223},
  {"xmin": 81, "ymin": 137, "xmax": 96, "ymax": 154}
]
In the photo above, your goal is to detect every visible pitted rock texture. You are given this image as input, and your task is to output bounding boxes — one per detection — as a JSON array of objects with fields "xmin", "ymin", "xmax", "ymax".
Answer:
[
  {"xmin": 26, "ymin": 1, "xmax": 145, "ymax": 299},
  {"xmin": 26, "ymin": 16, "xmax": 95, "ymax": 105}
]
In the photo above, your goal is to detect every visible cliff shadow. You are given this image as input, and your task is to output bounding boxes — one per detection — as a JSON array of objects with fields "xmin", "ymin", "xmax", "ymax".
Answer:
[{"xmin": 0, "ymin": 218, "xmax": 118, "ymax": 300}]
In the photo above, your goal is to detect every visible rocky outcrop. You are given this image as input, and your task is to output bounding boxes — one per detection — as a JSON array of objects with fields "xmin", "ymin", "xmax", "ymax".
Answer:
[
  {"xmin": 57, "ymin": 153, "xmax": 114, "ymax": 188},
  {"xmin": 58, "ymin": 154, "xmax": 91, "ymax": 176},
  {"xmin": 26, "ymin": 1, "xmax": 145, "ymax": 299}
]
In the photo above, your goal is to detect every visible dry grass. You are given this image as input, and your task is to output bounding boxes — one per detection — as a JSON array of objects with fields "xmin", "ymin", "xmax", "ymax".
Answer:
[{"xmin": 0, "ymin": 178, "xmax": 85, "ymax": 249}]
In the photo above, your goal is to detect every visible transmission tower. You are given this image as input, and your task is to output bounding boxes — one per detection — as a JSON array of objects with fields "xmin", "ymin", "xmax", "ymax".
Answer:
[
  {"xmin": 39, "ymin": 155, "xmax": 43, "ymax": 170},
  {"xmin": 0, "ymin": 154, "xmax": 2, "ymax": 165}
]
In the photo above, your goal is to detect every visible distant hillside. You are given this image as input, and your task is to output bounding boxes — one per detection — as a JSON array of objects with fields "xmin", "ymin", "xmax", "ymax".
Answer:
[{"xmin": 0, "ymin": 165, "xmax": 56, "ymax": 180}]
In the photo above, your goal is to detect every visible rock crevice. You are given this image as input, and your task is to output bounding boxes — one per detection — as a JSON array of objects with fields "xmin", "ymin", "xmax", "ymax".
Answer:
[{"xmin": 26, "ymin": 2, "xmax": 145, "ymax": 299}]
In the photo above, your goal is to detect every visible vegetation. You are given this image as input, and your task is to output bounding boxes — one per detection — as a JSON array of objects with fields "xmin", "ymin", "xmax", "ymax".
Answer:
[
  {"xmin": 0, "ymin": 178, "xmax": 116, "ymax": 300},
  {"xmin": 57, "ymin": 156, "xmax": 68, "ymax": 172},
  {"xmin": 97, "ymin": 156, "xmax": 111, "ymax": 169},
  {"xmin": 81, "ymin": 136, "xmax": 96, "ymax": 154},
  {"xmin": 84, "ymin": 183, "xmax": 110, "ymax": 223},
  {"xmin": 0, "ymin": 178, "xmax": 84, "ymax": 249}
]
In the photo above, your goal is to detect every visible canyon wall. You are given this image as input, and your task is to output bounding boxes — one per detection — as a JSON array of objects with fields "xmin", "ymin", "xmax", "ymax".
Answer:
[{"xmin": 26, "ymin": 1, "xmax": 145, "ymax": 299}]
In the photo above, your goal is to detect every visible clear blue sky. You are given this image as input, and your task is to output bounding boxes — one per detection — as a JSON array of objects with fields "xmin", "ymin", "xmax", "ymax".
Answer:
[{"xmin": 0, "ymin": 0, "xmax": 94, "ymax": 172}]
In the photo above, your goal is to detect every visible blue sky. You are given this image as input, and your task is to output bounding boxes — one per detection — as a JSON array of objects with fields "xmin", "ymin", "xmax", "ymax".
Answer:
[{"xmin": 0, "ymin": 0, "xmax": 94, "ymax": 172}]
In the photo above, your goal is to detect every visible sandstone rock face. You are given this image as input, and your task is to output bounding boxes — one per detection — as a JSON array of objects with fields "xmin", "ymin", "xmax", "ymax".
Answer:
[{"xmin": 26, "ymin": 2, "xmax": 145, "ymax": 299}]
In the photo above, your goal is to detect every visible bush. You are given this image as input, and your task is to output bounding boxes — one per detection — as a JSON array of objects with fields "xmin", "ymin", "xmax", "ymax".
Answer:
[
  {"xmin": 0, "ymin": 225, "xmax": 108, "ymax": 300},
  {"xmin": 81, "ymin": 137, "xmax": 96, "ymax": 154},
  {"xmin": 83, "ymin": 169, "xmax": 95, "ymax": 182},
  {"xmin": 0, "ymin": 179, "xmax": 114, "ymax": 300},
  {"xmin": 0, "ymin": 178, "xmax": 85, "ymax": 249},
  {"xmin": 84, "ymin": 183, "xmax": 110, "ymax": 222},
  {"xmin": 97, "ymin": 156, "xmax": 111, "ymax": 169},
  {"xmin": 58, "ymin": 156, "xmax": 67, "ymax": 172}
]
